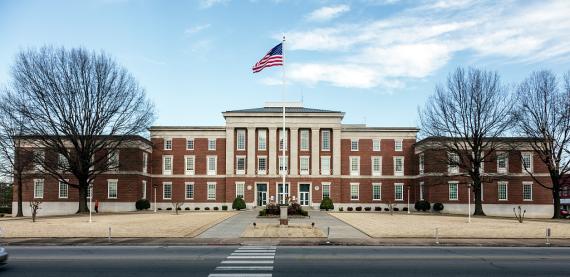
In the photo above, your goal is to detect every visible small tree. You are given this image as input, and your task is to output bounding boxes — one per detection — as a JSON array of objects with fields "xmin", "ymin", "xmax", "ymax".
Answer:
[
  {"xmin": 29, "ymin": 200, "xmax": 41, "ymax": 222},
  {"xmin": 513, "ymin": 206, "xmax": 526, "ymax": 223},
  {"xmin": 172, "ymin": 202, "xmax": 183, "ymax": 215},
  {"xmin": 232, "ymin": 197, "xmax": 246, "ymax": 210},
  {"xmin": 319, "ymin": 197, "xmax": 334, "ymax": 211}
]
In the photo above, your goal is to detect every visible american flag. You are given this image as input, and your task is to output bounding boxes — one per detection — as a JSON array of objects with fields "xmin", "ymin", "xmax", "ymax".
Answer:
[{"xmin": 252, "ymin": 43, "xmax": 283, "ymax": 73}]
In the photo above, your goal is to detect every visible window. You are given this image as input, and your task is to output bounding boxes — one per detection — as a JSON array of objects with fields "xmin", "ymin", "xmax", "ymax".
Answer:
[
  {"xmin": 208, "ymin": 138, "xmax": 216, "ymax": 150},
  {"xmin": 419, "ymin": 154, "xmax": 424, "ymax": 174},
  {"xmin": 163, "ymin": 155, "xmax": 173, "ymax": 175},
  {"xmin": 207, "ymin": 182, "xmax": 216, "ymax": 200},
  {"xmin": 373, "ymin": 139, "xmax": 381, "ymax": 151},
  {"xmin": 163, "ymin": 182, "xmax": 172, "ymax": 200},
  {"xmin": 419, "ymin": 182, "xmax": 424, "ymax": 200},
  {"xmin": 235, "ymin": 182, "xmax": 245, "ymax": 198},
  {"xmin": 300, "ymin": 156, "xmax": 310, "ymax": 175},
  {"xmin": 257, "ymin": 156, "xmax": 267, "ymax": 175},
  {"xmin": 108, "ymin": 179, "xmax": 118, "ymax": 199},
  {"xmin": 236, "ymin": 156, "xmax": 246, "ymax": 174},
  {"xmin": 448, "ymin": 152, "xmax": 459, "ymax": 174},
  {"xmin": 448, "ymin": 182, "xmax": 458, "ymax": 200},
  {"xmin": 185, "ymin": 182, "xmax": 194, "ymax": 199},
  {"xmin": 142, "ymin": 152, "xmax": 148, "ymax": 173},
  {"xmin": 108, "ymin": 150, "xmax": 119, "ymax": 171},
  {"xmin": 497, "ymin": 152, "xmax": 508, "ymax": 173},
  {"xmin": 58, "ymin": 153, "xmax": 68, "ymax": 170},
  {"xmin": 59, "ymin": 181, "xmax": 68, "ymax": 199},
  {"xmin": 279, "ymin": 129, "xmax": 288, "ymax": 150},
  {"xmin": 394, "ymin": 183, "xmax": 404, "ymax": 201},
  {"xmin": 142, "ymin": 180, "xmax": 147, "ymax": 199},
  {"xmin": 523, "ymin": 182, "xmax": 533, "ymax": 201},
  {"xmin": 277, "ymin": 183, "xmax": 289, "ymax": 204},
  {"xmin": 185, "ymin": 155, "xmax": 195, "ymax": 175},
  {"xmin": 372, "ymin": 183, "xmax": 381, "ymax": 200},
  {"xmin": 321, "ymin": 156, "xmax": 331, "ymax": 175},
  {"xmin": 372, "ymin": 156, "xmax": 382, "ymax": 176},
  {"xmin": 300, "ymin": 130, "xmax": 310, "ymax": 151},
  {"xmin": 395, "ymin": 140, "xmax": 403, "ymax": 151},
  {"xmin": 258, "ymin": 130, "xmax": 267, "ymax": 151},
  {"xmin": 164, "ymin": 138, "xmax": 172, "ymax": 150},
  {"xmin": 350, "ymin": 156, "xmax": 360, "ymax": 176},
  {"xmin": 186, "ymin": 138, "xmax": 194, "ymax": 150},
  {"xmin": 34, "ymin": 179, "xmax": 44, "ymax": 199},
  {"xmin": 207, "ymin": 156, "xmax": 217, "ymax": 175},
  {"xmin": 351, "ymin": 139, "xmax": 359, "ymax": 151},
  {"xmin": 321, "ymin": 130, "xmax": 330, "ymax": 151},
  {"xmin": 498, "ymin": 181, "xmax": 508, "ymax": 201},
  {"xmin": 522, "ymin": 152, "xmax": 533, "ymax": 173},
  {"xmin": 279, "ymin": 156, "xmax": 288, "ymax": 173},
  {"xmin": 34, "ymin": 149, "xmax": 44, "ymax": 171},
  {"xmin": 236, "ymin": 129, "xmax": 246, "ymax": 151},
  {"xmin": 350, "ymin": 183, "xmax": 359, "ymax": 200},
  {"xmin": 394, "ymin": 157, "xmax": 404, "ymax": 176},
  {"xmin": 322, "ymin": 183, "xmax": 331, "ymax": 199}
]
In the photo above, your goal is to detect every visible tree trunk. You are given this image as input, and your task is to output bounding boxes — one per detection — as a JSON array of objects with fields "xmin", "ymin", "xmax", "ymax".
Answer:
[
  {"xmin": 551, "ymin": 171, "xmax": 561, "ymax": 219},
  {"xmin": 16, "ymin": 176, "xmax": 23, "ymax": 217},
  {"xmin": 76, "ymin": 182, "xmax": 90, "ymax": 214},
  {"xmin": 472, "ymin": 178, "xmax": 486, "ymax": 216}
]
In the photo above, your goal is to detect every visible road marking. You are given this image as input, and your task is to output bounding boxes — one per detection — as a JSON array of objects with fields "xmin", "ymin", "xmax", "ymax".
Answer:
[
  {"xmin": 231, "ymin": 253, "xmax": 275, "ymax": 256},
  {"xmin": 221, "ymin": 260, "xmax": 274, "ymax": 264},
  {"xmin": 215, "ymin": 266, "xmax": 274, "ymax": 271},
  {"xmin": 239, "ymin": 246, "xmax": 276, "ymax": 249},
  {"xmin": 227, "ymin": 256, "xmax": 275, "ymax": 259},
  {"xmin": 208, "ymin": 274, "xmax": 272, "ymax": 277},
  {"xmin": 234, "ymin": 250, "xmax": 276, "ymax": 253},
  {"xmin": 209, "ymin": 245, "xmax": 276, "ymax": 276}
]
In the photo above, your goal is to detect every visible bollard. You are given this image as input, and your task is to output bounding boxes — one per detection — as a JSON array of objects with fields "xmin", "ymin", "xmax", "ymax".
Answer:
[
  {"xmin": 327, "ymin": 226, "xmax": 330, "ymax": 237},
  {"xmin": 253, "ymin": 222, "xmax": 256, "ymax": 229},
  {"xmin": 312, "ymin": 222, "xmax": 315, "ymax": 229},
  {"xmin": 435, "ymin": 227, "xmax": 439, "ymax": 245},
  {"xmin": 108, "ymin": 226, "xmax": 112, "ymax": 243},
  {"xmin": 546, "ymin": 227, "xmax": 551, "ymax": 246}
]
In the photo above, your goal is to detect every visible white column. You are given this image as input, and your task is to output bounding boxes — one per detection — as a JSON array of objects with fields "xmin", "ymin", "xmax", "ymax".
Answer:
[
  {"xmin": 290, "ymin": 128, "xmax": 299, "ymax": 175},
  {"xmin": 247, "ymin": 127, "xmax": 256, "ymax": 175},
  {"xmin": 268, "ymin": 127, "xmax": 277, "ymax": 175},
  {"xmin": 333, "ymin": 128, "xmax": 341, "ymax": 175},
  {"xmin": 311, "ymin": 129, "xmax": 320, "ymax": 175},
  {"xmin": 226, "ymin": 127, "xmax": 234, "ymax": 175}
]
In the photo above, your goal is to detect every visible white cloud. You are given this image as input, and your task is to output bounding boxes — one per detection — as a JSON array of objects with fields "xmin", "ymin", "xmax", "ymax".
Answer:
[
  {"xmin": 184, "ymin": 24, "xmax": 211, "ymax": 35},
  {"xmin": 199, "ymin": 0, "xmax": 229, "ymax": 9},
  {"xmin": 306, "ymin": 4, "xmax": 350, "ymax": 22},
  {"xmin": 288, "ymin": 63, "xmax": 379, "ymax": 89}
]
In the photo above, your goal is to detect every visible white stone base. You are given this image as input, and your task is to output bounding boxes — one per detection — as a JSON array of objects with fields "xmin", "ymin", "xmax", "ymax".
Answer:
[
  {"xmin": 11, "ymin": 201, "xmax": 137, "ymax": 216},
  {"xmin": 443, "ymin": 203, "xmax": 552, "ymax": 218},
  {"xmin": 151, "ymin": 202, "xmax": 233, "ymax": 211}
]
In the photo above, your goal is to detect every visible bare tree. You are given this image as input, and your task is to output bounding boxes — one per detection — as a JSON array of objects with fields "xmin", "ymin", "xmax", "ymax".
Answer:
[
  {"xmin": 512, "ymin": 70, "xmax": 570, "ymax": 219},
  {"xmin": 419, "ymin": 67, "xmax": 513, "ymax": 216},
  {"xmin": 7, "ymin": 46, "xmax": 155, "ymax": 214}
]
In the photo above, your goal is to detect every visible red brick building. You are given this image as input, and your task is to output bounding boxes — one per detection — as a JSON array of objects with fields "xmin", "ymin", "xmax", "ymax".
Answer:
[{"xmin": 14, "ymin": 102, "xmax": 553, "ymax": 217}]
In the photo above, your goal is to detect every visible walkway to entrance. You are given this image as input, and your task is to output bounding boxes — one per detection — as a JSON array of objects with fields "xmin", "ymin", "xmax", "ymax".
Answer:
[{"xmin": 197, "ymin": 209, "xmax": 369, "ymax": 239}]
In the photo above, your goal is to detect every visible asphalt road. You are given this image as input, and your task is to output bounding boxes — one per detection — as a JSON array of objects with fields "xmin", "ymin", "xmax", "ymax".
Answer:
[{"xmin": 1, "ymin": 245, "xmax": 570, "ymax": 276}]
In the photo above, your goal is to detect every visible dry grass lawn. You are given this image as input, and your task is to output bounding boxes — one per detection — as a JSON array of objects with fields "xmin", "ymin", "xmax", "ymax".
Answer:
[
  {"xmin": 0, "ymin": 212, "xmax": 236, "ymax": 238},
  {"xmin": 241, "ymin": 224, "xmax": 326, "ymax": 238},
  {"xmin": 331, "ymin": 213, "xmax": 570, "ymax": 238}
]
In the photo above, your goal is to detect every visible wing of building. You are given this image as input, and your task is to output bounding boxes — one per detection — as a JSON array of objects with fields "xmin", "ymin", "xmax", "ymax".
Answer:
[{"xmin": 13, "ymin": 102, "xmax": 554, "ymax": 217}]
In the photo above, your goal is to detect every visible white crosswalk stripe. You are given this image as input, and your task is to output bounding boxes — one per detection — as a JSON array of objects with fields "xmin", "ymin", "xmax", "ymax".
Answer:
[
  {"xmin": 216, "ymin": 266, "xmax": 274, "ymax": 271},
  {"xmin": 208, "ymin": 246, "xmax": 276, "ymax": 277}
]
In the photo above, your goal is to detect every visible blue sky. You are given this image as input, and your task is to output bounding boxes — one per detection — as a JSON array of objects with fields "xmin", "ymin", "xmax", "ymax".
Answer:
[{"xmin": 0, "ymin": 0, "xmax": 569, "ymax": 128}]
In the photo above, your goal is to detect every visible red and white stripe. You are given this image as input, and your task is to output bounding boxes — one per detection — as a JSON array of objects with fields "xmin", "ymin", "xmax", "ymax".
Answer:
[{"xmin": 252, "ymin": 55, "xmax": 283, "ymax": 73}]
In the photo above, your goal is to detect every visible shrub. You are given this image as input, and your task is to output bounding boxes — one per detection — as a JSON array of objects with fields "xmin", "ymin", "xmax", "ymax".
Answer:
[
  {"xmin": 222, "ymin": 205, "xmax": 228, "ymax": 211},
  {"xmin": 185, "ymin": 207, "xmax": 190, "ymax": 211},
  {"xmin": 364, "ymin": 207, "xmax": 372, "ymax": 211},
  {"xmin": 214, "ymin": 207, "xmax": 219, "ymax": 211},
  {"xmin": 194, "ymin": 207, "xmax": 200, "ymax": 211},
  {"xmin": 384, "ymin": 208, "xmax": 389, "ymax": 212},
  {"xmin": 355, "ymin": 206, "xmax": 362, "ymax": 211},
  {"xmin": 403, "ymin": 207, "xmax": 408, "ymax": 212},
  {"xmin": 259, "ymin": 210, "xmax": 267, "ymax": 216},
  {"xmin": 339, "ymin": 207, "xmax": 344, "ymax": 212},
  {"xmin": 393, "ymin": 207, "xmax": 399, "ymax": 212},
  {"xmin": 158, "ymin": 208, "xmax": 162, "ymax": 211},
  {"xmin": 266, "ymin": 203, "xmax": 280, "ymax": 215},
  {"xmin": 232, "ymin": 197, "xmax": 246, "ymax": 210},
  {"xmin": 301, "ymin": 210, "xmax": 308, "ymax": 216},
  {"xmin": 433, "ymin": 203, "xmax": 444, "ymax": 212},
  {"xmin": 177, "ymin": 207, "xmax": 182, "ymax": 211},
  {"xmin": 205, "ymin": 207, "xmax": 210, "ymax": 211},
  {"xmin": 347, "ymin": 207, "xmax": 354, "ymax": 211},
  {"xmin": 135, "ymin": 199, "xmax": 151, "ymax": 210},
  {"xmin": 414, "ymin": 200, "xmax": 431, "ymax": 212},
  {"xmin": 319, "ymin": 197, "xmax": 334, "ymax": 211},
  {"xmin": 166, "ymin": 207, "xmax": 172, "ymax": 211},
  {"xmin": 288, "ymin": 203, "xmax": 302, "ymax": 215},
  {"xmin": 374, "ymin": 207, "xmax": 382, "ymax": 211}
]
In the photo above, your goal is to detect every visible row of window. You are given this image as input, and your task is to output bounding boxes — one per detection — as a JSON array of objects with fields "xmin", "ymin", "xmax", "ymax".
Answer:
[
  {"xmin": 350, "ymin": 139, "xmax": 403, "ymax": 152},
  {"xmin": 162, "ymin": 182, "xmax": 216, "ymax": 200},
  {"xmin": 33, "ymin": 179, "xmax": 132, "ymax": 200},
  {"xmin": 33, "ymin": 150, "xmax": 142, "ymax": 173},
  {"xmin": 164, "ymin": 138, "xmax": 217, "ymax": 151},
  {"xmin": 417, "ymin": 152, "xmax": 534, "ymax": 174},
  {"xmin": 350, "ymin": 156, "xmax": 404, "ymax": 176},
  {"xmin": 350, "ymin": 183, "xmax": 404, "ymax": 201},
  {"xmin": 445, "ymin": 181, "xmax": 533, "ymax": 201}
]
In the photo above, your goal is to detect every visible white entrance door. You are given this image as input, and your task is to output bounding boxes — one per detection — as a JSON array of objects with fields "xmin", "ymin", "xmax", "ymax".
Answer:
[
  {"xmin": 299, "ymin": 184, "xmax": 310, "ymax": 206},
  {"xmin": 278, "ymin": 183, "xmax": 289, "ymax": 205}
]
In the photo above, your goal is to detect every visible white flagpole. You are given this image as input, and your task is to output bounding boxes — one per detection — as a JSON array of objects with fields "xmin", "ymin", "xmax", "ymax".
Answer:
[{"xmin": 281, "ymin": 35, "xmax": 286, "ymax": 204}]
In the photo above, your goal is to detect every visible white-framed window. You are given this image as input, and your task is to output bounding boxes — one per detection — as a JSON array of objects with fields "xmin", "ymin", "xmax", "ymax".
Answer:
[
  {"xmin": 320, "ymin": 156, "xmax": 331, "ymax": 175},
  {"xmin": 279, "ymin": 129, "xmax": 288, "ymax": 150},
  {"xmin": 163, "ymin": 182, "xmax": 172, "ymax": 200},
  {"xmin": 207, "ymin": 182, "xmax": 216, "ymax": 200},
  {"xmin": 236, "ymin": 156, "xmax": 246, "ymax": 175},
  {"xmin": 186, "ymin": 138, "xmax": 194, "ymax": 150},
  {"xmin": 163, "ymin": 155, "xmax": 173, "ymax": 175},
  {"xmin": 351, "ymin": 139, "xmax": 359, "ymax": 151},
  {"xmin": 235, "ymin": 182, "xmax": 245, "ymax": 199},
  {"xmin": 448, "ymin": 182, "xmax": 458, "ymax": 200},
  {"xmin": 497, "ymin": 152, "xmax": 508, "ymax": 173},
  {"xmin": 350, "ymin": 156, "xmax": 360, "ymax": 176},
  {"xmin": 322, "ymin": 182, "xmax": 331, "ymax": 199},
  {"xmin": 184, "ymin": 155, "xmax": 195, "ymax": 175},
  {"xmin": 142, "ymin": 180, "xmax": 147, "ymax": 199},
  {"xmin": 372, "ymin": 156, "xmax": 382, "ymax": 176},
  {"xmin": 395, "ymin": 139, "xmax": 403, "ymax": 151},
  {"xmin": 208, "ymin": 138, "xmax": 216, "ymax": 150},
  {"xmin": 522, "ymin": 152, "xmax": 533, "ymax": 173},
  {"xmin": 373, "ymin": 139, "xmax": 381, "ymax": 151},
  {"xmin": 257, "ymin": 156, "xmax": 267, "ymax": 175},
  {"xmin": 258, "ymin": 130, "xmax": 267, "ymax": 151},
  {"xmin": 58, "ymin": 153, "xmax": 68, "ymax": 170},
  {"xmin": 142, "ymin": 152, "xmax": 148, "ymax": 173},
  {"xmin": 34, "ymin": 149, "xmax": 44, "ymax": 171},
  {"xmin": 236, "ymin": 129, "xmax": 246, "ymax": 151},
  {"xmin": 108, "ymin": 150, "xmax": 119, "ymax": 171},
  {"xmin": 523, "ymin": 182, "xmax": 533, "ymax": 201},
  {"xmin": 34, "ymin": 179, "xmax": 44, "ymax": 199},
  {"xmin": 394, "ymin": 183, "xmax": 404, "ymax": 201},
  {"xmin": 498, "ymin": 181, "xmax": 508, "ymax": 201},
  {"xmin": 300, "ymin": 156, "xmax": 310, "ymax": 175},
  {"xmin": 350, "ymin": 183, "xmax": 359, "ymax": 200},
  {"xmin": 419, "ymin": 182, "xmax": 424, "ymax": 200},
  {"xmin": 277, "ymin": 183, "xmax": 289, "ymax": 205},
  {"xmin": 321, "ymin": 130, "xmax": 331, "ymax": 151},
  {"xmin": 393, "ymin": 156, "xmax": 404, "ymax": 176},
  {"xmin": 300, "ymin": 129, "xmax": 310, "ymax": 151},
  {"xmin": 279, "ymin": 156, "xmax": 288, "ymax": 173},
  {"xmin": 164, "ymin": 138, "xmax": 172, "ymax": 150},
  {"xmin": 185, "ymin": 182, "xmax": 194, "ymax": 200},
  {"xmin": 372, "ymin": 183, "xmax": 382, "ymax": 200},
  {"xmin": 59, "ymin": 181, "xmax": 68, "ymax": 199},
  {"xmin": 419, "ymin": 153, "xmax": 424, "ymax": 174},
  {"xmin": 207, "ymin": 155, "xmax": 217, "ymax": 175},
  {"xmin": 448, "ymin": 152, "xmax": 459, "ymax": 174},
  {"xmin": 107, "ymin": 179, "xmax": 118, "ymax": 199}
]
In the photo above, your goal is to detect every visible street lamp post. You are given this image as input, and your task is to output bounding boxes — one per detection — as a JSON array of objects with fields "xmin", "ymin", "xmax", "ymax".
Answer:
[
  {"xmin": 407, "ymin": 185, "xmax": 410, "ymax": 214},
  {"xmin": 89, "ymin": 184, "xmax": 93, "ymax": 223},
  {"xmin": 468, "ymin": 183, "xmax": 471, "ymax": 223},
  {"xmin": 153, "ymin": 184, "xmax": 158, "ymax": 213}
]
